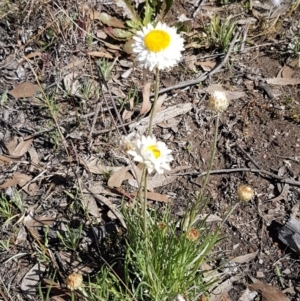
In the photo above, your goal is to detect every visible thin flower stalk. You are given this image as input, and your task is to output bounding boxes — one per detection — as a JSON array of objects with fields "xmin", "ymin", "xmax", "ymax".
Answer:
[{"xmin": 148, "ymin": 67, "xmax": 160, "ymax": 136}]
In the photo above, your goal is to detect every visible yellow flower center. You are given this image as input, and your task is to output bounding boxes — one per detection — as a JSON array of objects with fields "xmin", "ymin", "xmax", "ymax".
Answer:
[
  {"xmin": 147, "ymin": 145, "xmax": 161, "ymax": 158},
  {"xmin": 144, "ymin": 30, "xmax": 171, "ymax": 52}
]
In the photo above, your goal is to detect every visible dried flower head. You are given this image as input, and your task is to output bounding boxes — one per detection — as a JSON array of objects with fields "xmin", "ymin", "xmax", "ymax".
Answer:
[
  {"xmin": 157, "ymin": 221, "xmax": 167, "ymax": 230},
  {"xmin": 66, "ymin": 272, "xmax": 83, "ymax": 291},
  {"xmin": 132, "ymin": 22, "xmax": 184, "ymax": 71},
  {"xmin": 208, "ymin": 91, "xmax": 229, "ymax": 113},
  {"xmin": 237, "ymin": 184, "xmax": 254, "ymax": 202},
  {"xmin": 186, "ymin": 228, "xmax": 199, "ymax": 241},
  {"xmin": 120, "ymin": 132, "xmax": 141, "ymax": 152}
]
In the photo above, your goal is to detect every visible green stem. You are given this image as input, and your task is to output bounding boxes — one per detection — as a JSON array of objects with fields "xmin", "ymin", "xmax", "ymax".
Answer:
[
  {"xmin": 188, "ymin": 113, "xmax": 220, "ymax": 228},
  {"xmin": 147, "ymin": 68, "xmax": 160, "ymax": 136}
]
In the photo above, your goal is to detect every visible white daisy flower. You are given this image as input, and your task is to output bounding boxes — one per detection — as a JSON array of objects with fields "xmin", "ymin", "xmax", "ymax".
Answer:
[
  {"xmin": 208, "ymin": 91, "xmax": 229, "ymax": 113},
  {"xmin": 132, "ymin": 22, "xmax": 184, "ymax": 71},
  {"xmin": 127, "ymin": 135, "xmax": 173, "ymax": 174}
]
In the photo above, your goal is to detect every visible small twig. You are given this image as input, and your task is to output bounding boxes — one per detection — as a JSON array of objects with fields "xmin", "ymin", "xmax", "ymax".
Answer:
[
  {"xmin": 192, "ymin": 0, "xmax": 208, "ymax": 18},
  {"xmin": 155, "ymin": 29, "xmax": 241, "ymax": 95},
  {"xmin": 240, "ymin": 23, "xmax": 249, "ymax": 52},
  {"xmin": 235, "ymin": 144, "xmax": 261, "ymax": 169},
  {"xmin": 177, "ymin": 168, "xmax": 300, "ymax": 187},
  {"xmin": 23, "ymin": 127, "xmax": 56, "ymax": 141}
]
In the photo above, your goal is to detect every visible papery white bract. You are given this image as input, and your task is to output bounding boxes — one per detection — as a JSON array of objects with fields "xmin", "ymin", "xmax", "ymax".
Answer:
[
  {"xmin": 208, "ymin": 91, "xmax": 229, "ymax": 113},
  {"xmin": 132, "ymin": 22, "xmax": 184, "ymax": 71},
  {"xmin": 127, "ymin": 135, "xmax": 173, "ymax": 174}
]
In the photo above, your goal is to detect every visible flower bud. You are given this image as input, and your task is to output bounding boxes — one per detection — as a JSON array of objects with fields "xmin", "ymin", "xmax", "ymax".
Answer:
[
  {"xmin": 208, "ymin": 91, "xmax": 229, "ymax": 113},
  {"xmin": 186, "ymin": 228, "xmax": 199, "ymax": 241},
  {"xmin": 66, "ymin": 272, "xmax": 83, "ymax": 291},
  {"xmin": 237, "ymin": 184, "xmax": 254, "ymax": 202}
]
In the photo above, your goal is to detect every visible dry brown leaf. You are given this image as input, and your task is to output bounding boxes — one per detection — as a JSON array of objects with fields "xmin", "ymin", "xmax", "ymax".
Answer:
[
  {"xmin": 9, "ymin": 82, "xmax": 38, "ymax": 98},
  {"xmin": 28, "ymin": 147, "xmax": 39, "ymax": 172},
  {"xmin": 230, "ymin": 250, "xmax": 258, "ymax": 263},
  {"xmin": 0, "ymin": 155, "xmax": 19, "ymax": 164},
  {"xmin": 122, "ymin": 109, "xmax": 134, "ymax": 121},
  {"xmin": 131, "ymin": 191, "xmax": 170, "ymax": 203},
  {"xmin": 0, "ymin": 173, "xmax": 38, "ymax": 196},
  {"xmin": 96, "ymin": 30, "xmax": 107, "ymax": 39},
  {"xmin": 140, "ymin": 82, "xmax": 152, "ymax": 115},
  {"xmin": 196, "ymin": 60, "xmax": 216, "ymax": 71},
  {"xmin": 81, "ymin": 192, "xmax": 101, "ymax": 219},
  {"xmin": 98, "ymin": 12, "xmax": 126, "ymax": 28},
  {"xmin": 24, "ymin": 212, "xmax": 56, "ymax": 227},
  {"xmin": 87, "ymin": 51, "xmax": 113, "ymax": 59},
  {"xmin": 153, "ymin": 94, "xmax": 167, "ymax": 114},
  {"xmin": 108, "ymin": 166, "xmax": 131, "ymax": 188},
  {"xmin": 63, "ymin": 59, "xmax": 85, "ymax": 70},
  {"xmin": 0, "ymin": 173, "xmax": 29, "ymax": 188},
  {"xmin": 12, "ymin": 138, "xmax": 33, "ymax": 157},
  {"xmin": 89, "ymin": 192, "xmax": 126, "ymax": 229},
  {"xmin": 101, "ymin": 40, "xmax": 122, "ymax": 50},
  {"xmin": 277, "ymin": 65, "xmax": 294, "ymax": 78},
  {"xmin": 248, "ymin": 277, "xmax": 291, "ymax": 301},
  {"xmin": 5, "ymin": 136, "xmax": 18, "ymax": 154},
  {"xmin": 266, "ymin": 78, "xmax": 300, "ymax": 85}
]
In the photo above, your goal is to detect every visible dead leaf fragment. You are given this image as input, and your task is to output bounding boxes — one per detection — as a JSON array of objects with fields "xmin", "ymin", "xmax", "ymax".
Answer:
[
  {"xmin": 108, "ymin": 166, "xmax": 131, "ymax": 188},
  {"xmin": 99, "ymin": 12, "xmax": 126, "ymax": 28},
  {"xmin": 140, "ymin": 82, "xmax": 152, "ymax": 115},
  {"xmin": 248, "ymin": 277, "xmax": 291, "ymax": 301},
  {"xmin": 9, "ymin": 82, "xmax": 38, "ymax": 98},
  {"xmin": 196, "ymin": 60, "xmax": 216, "ymax": 71},
  {"xmin": 266, "ymin": 78, "xmax": 300, "ymax": 85},
  {"xmin": 87, "ymin": 51, "xmax": 113, "ymax": 59},
  {"xmin": 12, "ymin": 138, "xmax": 33, "ymax": 157},
  {"xmin": 28, "ymin": 147, "xmax": 39, "ymax": 172},
  {"xmin": 0, "ymin": 173, "xmax": 38, "ymax": 196},
  {"xmin": 230, "ymin": 250, "xmax": 258, "ymax": 263},
  {"xmin": 131, "ymin": 191, "xmax": 170, "ymax": 203}
]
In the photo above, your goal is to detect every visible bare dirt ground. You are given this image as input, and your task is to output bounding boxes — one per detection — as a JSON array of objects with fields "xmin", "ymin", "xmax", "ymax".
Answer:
[{"xmin": 0, "ymin": 0, "xmax": 300, "ymax": 300}]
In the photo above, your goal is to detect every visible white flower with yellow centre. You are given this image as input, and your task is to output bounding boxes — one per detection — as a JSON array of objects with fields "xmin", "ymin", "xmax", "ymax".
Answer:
[
  {"xmin": 132, "ymin": 22, "xmax": 184, "ymax": 71},
  {"xmin": 127, "ymin": 135, "xmax": 173, "ymax": 174}
]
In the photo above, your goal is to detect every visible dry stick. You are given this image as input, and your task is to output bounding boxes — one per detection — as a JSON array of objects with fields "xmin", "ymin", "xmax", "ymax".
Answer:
[
  {"xmin": 179, "ymin": 168, "xmax": 300, "ymax": 187},
  {"xmin": 235, "ymin": 144, "xmax": 261, "ymax": 169},
  {"xmin": 155, "ymin": 29, "xmax": 241, "ymax": 96}
]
